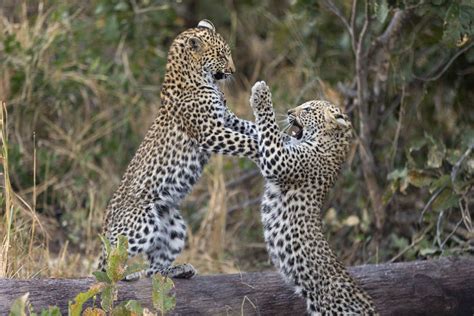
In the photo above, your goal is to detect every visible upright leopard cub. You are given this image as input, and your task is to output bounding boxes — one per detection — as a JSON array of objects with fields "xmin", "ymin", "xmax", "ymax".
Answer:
[
  {"xmin": 99, "ymin": 20, "xmax": 258, "ymax": 280},
  {"xmin": 250, "ymin": 81, "xmax": 377, "ymax": 315}
]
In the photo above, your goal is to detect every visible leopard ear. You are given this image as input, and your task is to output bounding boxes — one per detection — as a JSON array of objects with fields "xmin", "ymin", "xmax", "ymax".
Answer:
[
  {"xmin": 335, "ymin": 116, "xmax": 350, "ymax": 128},
  {"xmin": 324, "ymin": 107, "xmax": 350, "ymax": 128},
  {"xmin": 197, "ymin": 19, "xmax": 215, "ymax": 31},
  {"xmin": 187, "ymin": 37, "xmax": 203, "ymax": 52}
]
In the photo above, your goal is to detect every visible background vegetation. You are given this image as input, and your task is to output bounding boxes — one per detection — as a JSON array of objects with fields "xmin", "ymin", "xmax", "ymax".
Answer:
[{"xmin": 0, "ymin": 0, "xmax": 472, "ymax": 278}]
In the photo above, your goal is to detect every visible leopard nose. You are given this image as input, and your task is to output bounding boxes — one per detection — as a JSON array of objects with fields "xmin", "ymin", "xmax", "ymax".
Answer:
[{"xmin": 288, "ymin": 109, "xmax": 296, "ymax": 115}]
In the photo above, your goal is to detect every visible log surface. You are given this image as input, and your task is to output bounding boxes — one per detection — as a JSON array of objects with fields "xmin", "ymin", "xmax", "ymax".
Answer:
[{"xmin": 0, "ymin": 257, "xmax": 473, "ymax": 315}]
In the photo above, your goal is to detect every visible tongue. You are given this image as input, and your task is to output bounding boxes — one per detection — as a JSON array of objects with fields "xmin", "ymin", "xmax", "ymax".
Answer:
[{"xmin": 288, "ymin": 124, "xmax": 302, "ymax": 138}]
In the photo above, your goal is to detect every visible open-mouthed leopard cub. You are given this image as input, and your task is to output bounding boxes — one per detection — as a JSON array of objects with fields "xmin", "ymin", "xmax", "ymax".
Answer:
[
  {"xmin": 250, "ymin": 81, "xmax": 377, "ymax": 315},
  {"xmin": 99, "ymin": 20, "xmax": 259, "ymax": 280}
]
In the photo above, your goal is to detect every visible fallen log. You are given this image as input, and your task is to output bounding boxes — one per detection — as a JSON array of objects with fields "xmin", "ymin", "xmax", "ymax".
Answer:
[{"xmin": 0, "ymin": 257, "xmax": 473, "ymax": 315}]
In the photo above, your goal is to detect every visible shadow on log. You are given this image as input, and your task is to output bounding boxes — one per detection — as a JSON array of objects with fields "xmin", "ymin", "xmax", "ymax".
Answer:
[{"xmin": 0, "ymin": 257, "xmax": 473, "ymax": 315}]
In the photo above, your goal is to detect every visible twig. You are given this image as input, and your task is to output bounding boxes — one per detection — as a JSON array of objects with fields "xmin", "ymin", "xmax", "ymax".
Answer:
[
  {"xmin": 241, "ymin": 295, "xmax": 258, "ymax": 315},
  {"xmin": 129, "ymin": 0, "xmax": 169, "ymax": 15},
  {"xmin": 350, "ymin": 0, "xmax": 358, "ymax": 52},
  {"xmin": 441, "ymin": 219, "xmax": 464, "ymax": 248},
  {"xmin": 418, "ymin": 187, "xmax": 444, "ymax": 224},
  {"xmin": 436, "ymin": 209, "xmax": 445, "ymax": 249},
  {"xmin": 389, "ymin": 225, "xmax": 431, "ymax": 263},
  {"xmin": 376, "ymin": 10, "xmax": 407, "ymax": 48},
  {"xmin": 225, "ymin": 169, "xmax": 259, "ymax": 189},
  {"xmin": 415, "ymin": 42, "xmax": 474, "ymax": 82},
  {"xmin": 451, "ymin": 144, "xmax": 473, "ymax": 184},
  {"xmin": 323, "ymin": 0, "xmax": 353, "ymax": 39},
  {"xmin": 228, "ymin": 197, "xmax": 261, "ymax": 214},
  {"xmin": 356, "ymin": 0, "xmax": 371, "ymax": 63},
  {"xmin": 390, "ymin": 85, "xmax": 406, "ymax": 169},
  {"xmin": 459, "ymin": 196, "xmax": 472, "ymax": 233},
  {"xmin": 355, "ymin": 1, "xmax": 385, "ymax": 232}
]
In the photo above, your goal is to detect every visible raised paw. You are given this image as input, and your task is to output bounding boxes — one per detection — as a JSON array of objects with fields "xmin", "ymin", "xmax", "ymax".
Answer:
[
  {"xmin": 166, "ymin": 263, "xmax": 197, "ymax": 279},
  {"xmin": 250, "ymin": 81, "xmax": 272, "ymax": 113}
]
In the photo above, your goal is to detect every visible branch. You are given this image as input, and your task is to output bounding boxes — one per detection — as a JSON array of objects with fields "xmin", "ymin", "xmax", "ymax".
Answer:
[
  {"xmin": 415, "ymin": 42, "xmax": 474, "ymax": 82},
  {"xmin": 1, "ymin": 258, "xmax": 473, "ymax": 315},
  {"xmin": 323, "ymin": 0, "xmax": 352, "ymax": 37},
  {"xmin": 451, "ymin": 143, "xmax": 473, "ymax": 184},
  {"xmin": 350, "ymin": 0, "xmax": 358, "ymax": 45},
  {"xmin": 354, "ymin": 1, "xmax": 385, "ymax": 232},
  {"xmin": 376, "ymin": 10, "xmax": 408, "ymax": 48},
  {"xmin": 323, "ymin": 0, "xmax": 357, "ymax": 54}
]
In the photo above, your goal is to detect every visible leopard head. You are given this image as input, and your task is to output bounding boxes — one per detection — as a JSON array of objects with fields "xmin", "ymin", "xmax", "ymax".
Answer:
[
  {"xmin": 171, "ymin": 19, "xmax": 235, "ymax": 82},
  {"xmin": 287, "ymin": 100, "xmax": 353, "ymax": 151}
]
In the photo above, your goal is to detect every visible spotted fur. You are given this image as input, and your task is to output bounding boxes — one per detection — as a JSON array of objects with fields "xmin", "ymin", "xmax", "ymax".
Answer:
[
  {"xmin": 98, "ymin": 20, "xmax": 258, "ymax": 280},
  {"xmin": 250, "ymin": 81, "xmax": 377, "ymax": 315}
]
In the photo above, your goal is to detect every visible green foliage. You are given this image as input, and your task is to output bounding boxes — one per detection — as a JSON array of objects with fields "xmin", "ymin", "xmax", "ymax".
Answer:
[
  {"xmin": 69, "ymin": 284, "xmax": 104, "ymax": 316},
  {"xmin": 9, "ymin": 293, "xmax": 62, "ymax": 316},
  {"xmin": 10, "ymin": 235, "xmax": 176, "ymax": 316},
  {"xmin": 442, "ymin": 2, "xmax": 474, "ymax": 47},
  {"xmin": 152, "ymin": 275, "xmax": 176, "ymax": 315},
  {"xmin": 69, "ymin": 234, "xmax": 153, "ymax": 315},
  {"xmin": 9, "ymin": 293, "xmax": 29, "ymax": 316}
]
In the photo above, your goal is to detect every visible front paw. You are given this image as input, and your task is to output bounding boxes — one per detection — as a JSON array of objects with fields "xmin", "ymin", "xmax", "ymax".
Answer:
[{"xmin": 250, "ymin": 81, "xmax": 271, "ymax": 113}]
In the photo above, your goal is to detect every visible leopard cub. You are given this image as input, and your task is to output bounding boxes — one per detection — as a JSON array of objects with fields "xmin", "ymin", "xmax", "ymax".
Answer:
[
  {"xmin": 250, "ymin": 81, "xmax": 377, "ymax": 315},
  {"xmin": 99, "ymin": 20, "xmax": 258, "ymax": 280}
]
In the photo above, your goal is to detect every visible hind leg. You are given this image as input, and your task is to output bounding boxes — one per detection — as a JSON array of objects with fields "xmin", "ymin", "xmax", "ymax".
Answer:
[
  {"xmin": 101, "ymin": 217, "xmax": 151, "ymax": 281},
  {"xmin": 145, "ymin": 209, "xmax": 196, "ymax": 279}
]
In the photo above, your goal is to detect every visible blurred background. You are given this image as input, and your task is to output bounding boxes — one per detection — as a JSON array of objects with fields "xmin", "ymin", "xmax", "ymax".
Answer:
[{"xmin": 0, "ymin": 0, "xmax": 472, "ymax": 278}]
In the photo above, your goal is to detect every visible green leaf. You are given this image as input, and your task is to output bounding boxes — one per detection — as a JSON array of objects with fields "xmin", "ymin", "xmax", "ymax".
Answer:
[
  {"xmin": 446, "ymin": 149, "xmax": 462, "ymax": 165},
  {"xmin": 106, "ymin": 235, "xmax": 129, "ymax": 282},
  {"xmin": 387, "ymin": 167, "xmax": 407, "ymax": 180},
  {"xmin": 110, "ymin": 305, "xmax": 130, "ymax": 316},
  {"xmin": 99, "ymin": 235, "xmax": 112, "ymax": 258},
  {"xmin": 432, "ymin": 188, "xmax": 459, "ymax": 212},
  {"xmin": 407, "ymin": 170, "xmax": 434, "ymax": 188},
  {"xmin": 419, "ymin": 247, "xmax": 438, "ymax": 256},
  {"xmin": 69, "ymin": 284, "xmax": 105, "ymax": 316},
  {"xmin": 429, "ymin": 174, "xmax": 451, "ymax": 193},
  {"xmin": 101, "ymin": 284, "xmax": 116, "ymax": 312},
  {"xmin": 39, "ymin": 306, "xmax": 62, "ymax": 316},
  {"xmin": 93, "ymin": 271, "xmax": 112, "ymax": 284},
  {"xmin": 409, "ymin": 138, "xmax": 427, "ymax": 152},
  {"xmin": 427, "ymin": 143, "xmax": 445, "ymax": 168},
  {"xmin": 152, "ymin": 274, "xmax": 176, "ymax": 314},
  {"xmin": 382, "ymin": 180, "xmax": 398, "ymax": 206},
  {"xmin": 125, "ymin": 300, "xmax": 144, "ymax": 314},
  {"xmin": 9, "ymin": 293, "xmax": 29, "ymax": 316}
]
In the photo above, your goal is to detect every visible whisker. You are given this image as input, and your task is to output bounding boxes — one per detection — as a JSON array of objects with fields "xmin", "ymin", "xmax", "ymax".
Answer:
[{"xmin": 281, "ymin": 124, "xmax": 291, "ymax": 133}]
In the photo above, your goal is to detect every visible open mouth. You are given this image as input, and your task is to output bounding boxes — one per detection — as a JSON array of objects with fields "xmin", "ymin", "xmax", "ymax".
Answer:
[
  {"xmin": 288, "ymin": 118, "xmax": 303, "ymax": 140},
  {"xmin": 213, "ymin": 72, "xmax": 231, "ymax": 81}
]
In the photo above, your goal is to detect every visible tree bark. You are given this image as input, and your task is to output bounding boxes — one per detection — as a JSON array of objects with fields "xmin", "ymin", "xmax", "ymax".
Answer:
[{"xmin": 0, "ymin": 257, "xmax": 473, "ymax": 315}]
